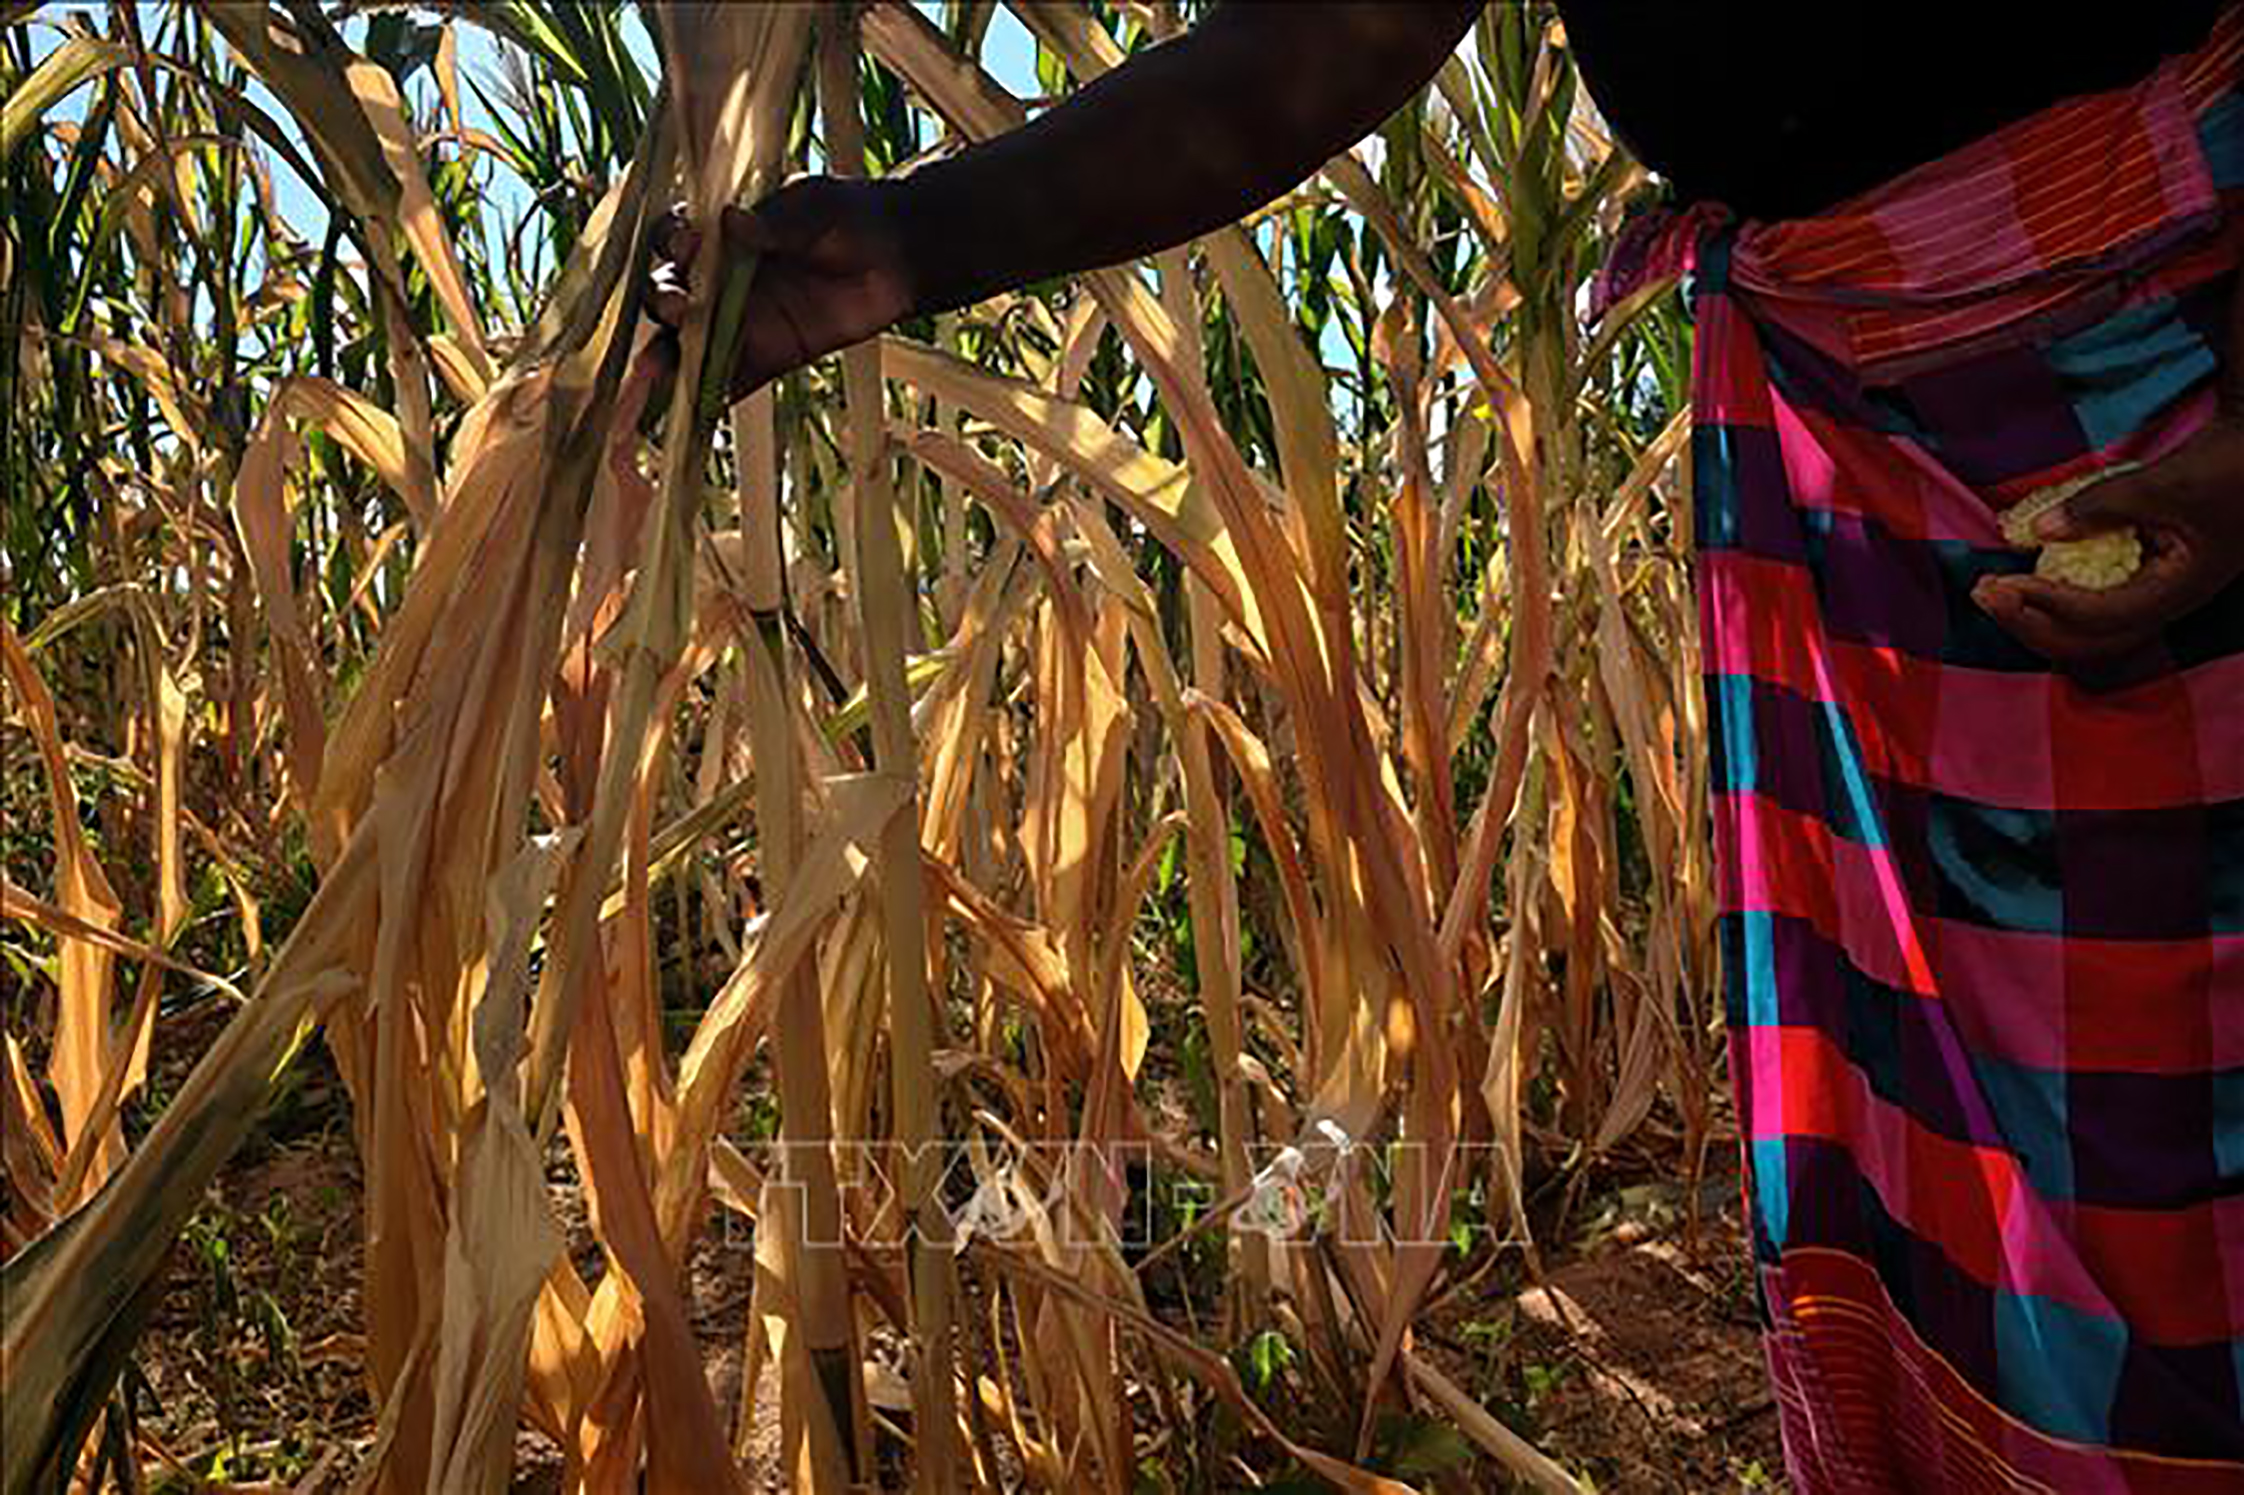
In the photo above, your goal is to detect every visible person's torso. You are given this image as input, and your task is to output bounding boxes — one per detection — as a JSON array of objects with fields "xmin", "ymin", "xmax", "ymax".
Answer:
[{"xmin": 1556, "ymin": 3, "xmax": 2226, "ymax": 220}]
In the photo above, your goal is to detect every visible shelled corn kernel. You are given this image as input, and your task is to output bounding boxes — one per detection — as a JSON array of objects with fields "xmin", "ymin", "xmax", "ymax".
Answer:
[{"xmin": 2000, "ymin": 462, "xmax": 2145, "ymax": 591}]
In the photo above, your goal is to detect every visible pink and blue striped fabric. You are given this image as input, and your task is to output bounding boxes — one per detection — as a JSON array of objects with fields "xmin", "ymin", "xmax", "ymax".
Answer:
[{"xmin": 1603, "ymin": 10, "xmax": 2244, "ymax": 1489}]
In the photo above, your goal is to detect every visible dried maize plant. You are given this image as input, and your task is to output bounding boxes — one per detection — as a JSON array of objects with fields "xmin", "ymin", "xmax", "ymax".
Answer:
[
  {"xmin": 1418, "ymin": 3, "xmax": 1718, "ymax": 1211},
  {"xmin": 0, "ymin": 4, "xmax": 823, "ymax": 1489},
  {"xmin": 852, "ymin": 0, "xmax": 1710, "ymax": 1482},
  {"xmin": 1, "ymin": 1, "xmax": 1713, "ymax": 1491}
]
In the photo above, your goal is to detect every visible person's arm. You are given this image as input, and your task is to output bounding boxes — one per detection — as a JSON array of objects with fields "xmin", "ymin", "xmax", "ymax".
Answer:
[
  {"xmin": 893, "ymin": 1, "xmax": 1483, "ymax": 315},
  {"xmin": 661, "ymin": 2, "xmax": 1483, "ymax": 395}
]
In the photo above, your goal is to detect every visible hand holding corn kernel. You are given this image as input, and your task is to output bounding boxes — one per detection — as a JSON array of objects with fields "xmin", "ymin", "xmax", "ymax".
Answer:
[
  {"xmin": 1973, "ymin": 420, "xmax": 2244, "ymax": 665},
  {"xmin": 2000, "ymin": 463, "xmax": 2146, "ymax": 591}
]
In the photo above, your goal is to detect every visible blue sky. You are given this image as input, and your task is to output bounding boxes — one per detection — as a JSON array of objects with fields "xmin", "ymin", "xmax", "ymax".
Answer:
[{"xmin": 24, "ymin": 2, "xmax": 1045, "ymax": 251}]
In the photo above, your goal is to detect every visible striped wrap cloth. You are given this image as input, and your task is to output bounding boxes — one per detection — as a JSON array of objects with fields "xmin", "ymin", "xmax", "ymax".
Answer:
[{"xmin": 1600, "ymin": 10, "xmax": 2244, "ymax": 1490}]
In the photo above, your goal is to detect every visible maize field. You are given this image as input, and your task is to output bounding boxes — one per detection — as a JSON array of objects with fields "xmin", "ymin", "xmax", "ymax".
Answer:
[{"xmin": 0, "ymin": 2, "xmax": 1760, "ymax": 1489}]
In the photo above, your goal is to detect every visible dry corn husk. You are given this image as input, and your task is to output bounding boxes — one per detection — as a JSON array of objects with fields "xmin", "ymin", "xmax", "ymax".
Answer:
[{"xmin": 2001, "ymin": 462, "xmax": 2145, "ymax": 590}]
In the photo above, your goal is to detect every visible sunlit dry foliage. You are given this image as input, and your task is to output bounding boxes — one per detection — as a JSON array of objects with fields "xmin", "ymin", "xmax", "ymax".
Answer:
[{"xmin": 1, "ymin": 4, "xmax": 1704, "ymax": 1490}]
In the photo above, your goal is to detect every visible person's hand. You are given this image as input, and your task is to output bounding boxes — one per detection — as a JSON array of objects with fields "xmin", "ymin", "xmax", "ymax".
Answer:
[
  {"xmin": 1972, "ymin": 419, "xmax": 2244, "ymax": 665},
  {"xmin": 646, "ymin": 176, "xmax": 918, "ymax": 401}
]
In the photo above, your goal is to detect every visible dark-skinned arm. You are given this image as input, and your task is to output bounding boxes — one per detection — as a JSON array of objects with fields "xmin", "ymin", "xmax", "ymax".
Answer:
[
  {"xmin": 657, "ymin": 2, "xmax": 1484, "ymax": 396},
  {"xmin": 894, "ymin": 0, "xmax": 1483, "ymax": 314}
]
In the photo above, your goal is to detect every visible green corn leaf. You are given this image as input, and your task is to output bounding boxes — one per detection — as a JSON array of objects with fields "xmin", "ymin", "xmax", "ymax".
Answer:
[{"xmin": 2, "ymin": 36, "xmax": 131, "ymax": 161}]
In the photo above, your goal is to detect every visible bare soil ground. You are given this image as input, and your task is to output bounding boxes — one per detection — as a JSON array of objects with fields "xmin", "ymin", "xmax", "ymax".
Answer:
[
  {"xmin": 1427, "ymin": 1182, "xmax": 1788, "ymax": 1490},
  {"xmin": 118, "ymin": 1010, "xmax": 1785, "ymax": 1493}
]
